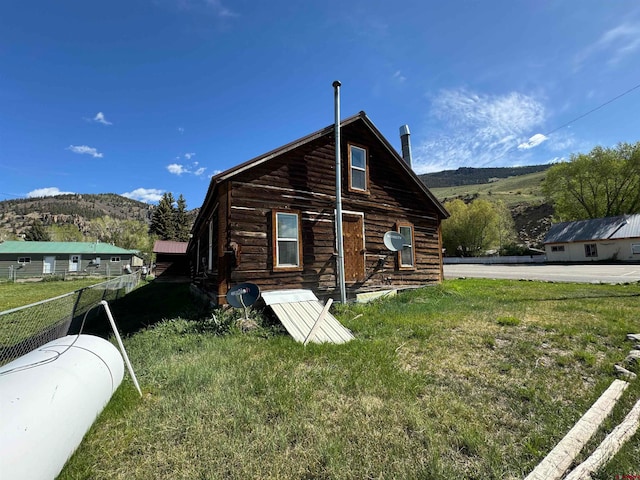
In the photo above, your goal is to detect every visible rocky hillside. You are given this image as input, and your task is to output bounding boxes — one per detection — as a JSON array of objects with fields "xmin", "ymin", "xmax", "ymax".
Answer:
[{"xmin": 0, "ymin": 193, "xmax": 154, "ymax": 237}]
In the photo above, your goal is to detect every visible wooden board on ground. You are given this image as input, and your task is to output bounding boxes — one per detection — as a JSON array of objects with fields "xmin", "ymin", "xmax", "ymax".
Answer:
[{"xmin": 524, "ymin": 379, "xmax": 629, "ymax": 480}]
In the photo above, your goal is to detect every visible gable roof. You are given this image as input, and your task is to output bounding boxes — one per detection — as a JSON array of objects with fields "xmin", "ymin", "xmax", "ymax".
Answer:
[
  {"xmin": 0, "ymin": 241, "xmax": 137, "ymax": 255},
  {"xmin": 153, "ymin": 240, "xmax": 188, "ymax": 254},
  {"xmin": 194, "ymin": 111, "xmax": 448, "ymax": 234},
  {"xmin": 544, "ymin": 214, "xmax": 640, "ymax": 244}
]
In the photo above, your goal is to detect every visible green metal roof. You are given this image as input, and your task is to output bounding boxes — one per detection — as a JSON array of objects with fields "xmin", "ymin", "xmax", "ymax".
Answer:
[{"xmin": 0, "ymin": 241, "xmax": 138, "ymax": 255}]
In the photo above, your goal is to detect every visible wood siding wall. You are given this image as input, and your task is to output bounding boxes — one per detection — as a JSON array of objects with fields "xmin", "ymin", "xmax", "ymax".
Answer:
[{"xmin": 192, "ymin": 121, "xmax": 444, "ymax": 303}]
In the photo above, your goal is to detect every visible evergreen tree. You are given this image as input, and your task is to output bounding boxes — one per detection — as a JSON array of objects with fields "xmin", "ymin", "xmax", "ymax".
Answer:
[
  {"xmin": 174, "ymin": 194, "xmax": 191, "ymax": 242},
  {"xmin": 24, "ymin": 219, "xmax": 51, "ymax": 241},
  {"xmin": 149, "ymin": 192, "xmax": 176, "ymax": 240}
]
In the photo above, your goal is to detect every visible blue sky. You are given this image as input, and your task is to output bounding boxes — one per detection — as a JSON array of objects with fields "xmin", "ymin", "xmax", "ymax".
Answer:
[{"xmin": 1, "ymin": 1, "xmax": 639, "ymax": 209}]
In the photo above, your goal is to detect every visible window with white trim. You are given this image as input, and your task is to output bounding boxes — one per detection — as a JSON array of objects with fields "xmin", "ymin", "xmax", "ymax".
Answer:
[
  {"xmin": 551, "ymin": 245, "xmax": 565, "ymax": 252},
  {"xmin": 273, "ymin": 210, "xmax": 302, "ymax": 269},
  {"xmin": 397, "ymin": 223, "xmax": 415, "ymax": 268},
  {"xmin": 110, "ymin": 256, "xmax": 121, "ymax": 262},
  {"xmin": 584, "ymin": 243, "xmax": 598, "ymax": 258},
  {"xmin": 348, "ymin": 144, "xmax": 368, "ymax": 192},
  {"xmin": 18, "ymin": 257, "xmax": 31, "ymax": 264}
]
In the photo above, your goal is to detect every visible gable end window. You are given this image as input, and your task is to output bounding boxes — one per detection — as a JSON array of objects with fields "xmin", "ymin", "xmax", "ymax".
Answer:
[
  {"xmin": 584, "ymin": 243, "xmax": 598, "ymax": 258},
  {"xmin": 397, "ymin": 223, "xmax": 415, "ymax": 269},
  {"xmin": 272, "ymin": 210, "xmax": 303, "ymax": 270},
  {"xmin": 348, "ymin": 144, "xmax": 369, "ymax": 193}
]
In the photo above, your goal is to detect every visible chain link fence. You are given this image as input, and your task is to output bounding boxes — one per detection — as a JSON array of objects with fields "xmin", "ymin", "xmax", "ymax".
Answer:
[{"xmin": 0, "ymin": 273, "xmax": 140, "ymax": 367}]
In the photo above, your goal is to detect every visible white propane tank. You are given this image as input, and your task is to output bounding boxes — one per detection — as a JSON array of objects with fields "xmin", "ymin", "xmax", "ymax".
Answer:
[{"xmin": 0, "ymin": 334, "xmax": 124, "ymax": 480}]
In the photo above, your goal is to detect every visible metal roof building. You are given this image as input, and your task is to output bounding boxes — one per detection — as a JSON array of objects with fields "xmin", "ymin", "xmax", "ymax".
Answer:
[
  {"xmin": 0, "ymin": 241, "xmax": 140, "ymax": 279},
  {"xmin": 544, "ymin": 214, "xmax": 640, "ymax": 262}
]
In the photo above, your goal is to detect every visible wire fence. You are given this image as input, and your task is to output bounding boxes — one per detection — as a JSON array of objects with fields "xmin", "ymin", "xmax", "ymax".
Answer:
[{"xmin": 0, "ymin": 272, "xmax": 141, "ymax": 367}]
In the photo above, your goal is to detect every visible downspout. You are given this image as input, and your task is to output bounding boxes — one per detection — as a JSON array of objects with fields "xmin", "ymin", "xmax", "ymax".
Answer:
[{"xmin": 333, "ymin": 80, "xmax": 347, "ymax": 303}]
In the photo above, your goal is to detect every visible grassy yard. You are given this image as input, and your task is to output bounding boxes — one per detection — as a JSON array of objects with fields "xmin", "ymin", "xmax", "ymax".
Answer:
[
  {"xmin": 59, "ymin": 279, "xmax": 639, "ymax": 479},
  {"xmin": 0, "ymin": 277, "xmax": 105, "ymax": 312}
]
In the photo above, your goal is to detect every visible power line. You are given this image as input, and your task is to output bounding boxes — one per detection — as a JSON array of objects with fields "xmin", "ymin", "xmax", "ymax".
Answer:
[
  {"xmin": 479, "ymin": 80, "xmax": 640, "ymax": 167},
  {"xmin": 543, "ymin": 81, "xmax": 640, "ymax": 137}
]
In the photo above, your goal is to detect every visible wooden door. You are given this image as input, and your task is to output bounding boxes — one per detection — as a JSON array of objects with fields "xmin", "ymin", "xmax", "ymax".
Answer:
[{"xmin": 343, "ymin": 214, "xmax": 365, "ymax": 283}]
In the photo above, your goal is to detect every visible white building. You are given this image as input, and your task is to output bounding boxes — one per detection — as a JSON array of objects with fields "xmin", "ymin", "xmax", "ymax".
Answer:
[{"xmin": 544, "ymin": 214, "xmax": 640, "ymax": 262}]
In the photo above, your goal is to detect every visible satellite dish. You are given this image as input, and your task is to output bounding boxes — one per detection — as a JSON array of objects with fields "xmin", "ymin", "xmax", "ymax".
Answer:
[
  {"xmin": 226, "ymin": 282, "xmax": 260, "ymax": 308},
  {"xmin": 383, "ymin": 231, "xmax": 406, "ymax": 252}
]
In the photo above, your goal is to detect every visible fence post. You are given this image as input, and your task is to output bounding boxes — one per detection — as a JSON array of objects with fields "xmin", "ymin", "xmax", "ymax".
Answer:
[{"xmin": 99, "ymin": 300, "xmax": 143, "ymax": 397}]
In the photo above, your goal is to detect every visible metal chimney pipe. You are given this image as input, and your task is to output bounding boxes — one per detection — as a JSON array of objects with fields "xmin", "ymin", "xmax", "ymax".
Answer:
[
  {"xmin": 333, "ymin": 80, "xmax": 347, "ymax": 304},
  {"xmin": 399, "ymin": 124, "xmax": 412, "ymax": 168}
]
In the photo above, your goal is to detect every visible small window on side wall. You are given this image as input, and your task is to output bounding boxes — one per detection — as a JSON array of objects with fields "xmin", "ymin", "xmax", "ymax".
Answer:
[
  {"xmin": 18, "ymin": 257, "xmax": 31, "ymax": 264},
  {"xmin": 272, "ymin": 210, "xmax": 302, "ymax": 270},
  {"xmin": 348, "ymin": 144, "xmax": 368, "ymax": 193},
  {"xmin": 584, "ymin": 243, "xmax": 598, "ymax": 258},
  {"xmin": 397, "ymin": 223, "xmax": 415, "ymax": 269}
]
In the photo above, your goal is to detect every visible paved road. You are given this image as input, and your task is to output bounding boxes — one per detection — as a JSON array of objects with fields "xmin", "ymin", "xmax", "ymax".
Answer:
[{"xmin": 443, "ymin": 263, "xmax": 640, "ymax": 284}]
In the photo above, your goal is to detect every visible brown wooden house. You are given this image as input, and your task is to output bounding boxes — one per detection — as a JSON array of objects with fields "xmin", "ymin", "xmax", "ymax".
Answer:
[{"xmin": 188, "ymin": 112, "xmax": 449, "ymax": 304}]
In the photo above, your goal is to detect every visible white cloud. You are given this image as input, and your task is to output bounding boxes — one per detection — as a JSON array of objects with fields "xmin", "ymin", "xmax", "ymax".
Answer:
[
  {"xmin": 518, "ymin": 133, "xmax": 548, "ymax": 150},
  {"xmin": 575, "ymin": 22, "xmax": 640, "ymax": 69},
  {"xmin": 93, "ymin": 112, "xmax": 112, "ymax": 125},
  {"xmin": 413, "ymin": 89, "xmax": 546, "ymax": 173},
  {"xmin": 27, "ymin": 187, "xmax": 74, "ymax": 198},
  {"xmin": 67, "ymin": 145, "xmax": 104, "ymax": 158},
  {"xmin": 168, "ymin": 154, "xmax": 207, "ymax": 176},
  {"xmin": 121, "ymin": 188, "xmax": 164, "ymax": 203},
  {"xmin": 167, "ymin": 163, "xmax": 188, "ymax": 175},
  {"xmin": 393, "ymin": 70, "xmax": 406, "ymax": 83},
  {"xmin": 205, "ymin": 0, "xmax": 238, "ymax": 17},
  {"xmin": 178, "ymin": 127, "xmax": 185, "ymax": 135}
]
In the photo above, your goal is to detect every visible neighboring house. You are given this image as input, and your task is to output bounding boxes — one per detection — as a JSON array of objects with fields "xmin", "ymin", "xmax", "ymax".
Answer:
[
  {"xmin": 0, "ymin": 241, "xmax": 141, "ymax": 280},
  {"xmin": 188, "ymin": 111, "xmax": 449, "ymax": 304},
  {"xmin": 153, "ymin": 240, "xmax": 189, "ymax": 279},
  {"xmin": 544, "ymin": 214, "xmax": 640, "ymax": 262}
]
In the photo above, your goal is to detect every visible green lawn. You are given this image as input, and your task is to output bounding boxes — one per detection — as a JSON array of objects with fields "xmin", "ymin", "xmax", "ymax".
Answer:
[
  {"xmin": 58, "ymin": 279, "xmax": 640, "ymax": 479},
  {"xmin": 0, "ymin": 278, "xmax": 105, "ymax": 312}
]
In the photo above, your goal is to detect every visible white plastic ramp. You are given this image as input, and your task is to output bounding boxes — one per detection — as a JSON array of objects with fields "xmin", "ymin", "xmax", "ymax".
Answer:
[{"xmin": 262, "ymin": 289, "xmax": 354, "ymax": 344}]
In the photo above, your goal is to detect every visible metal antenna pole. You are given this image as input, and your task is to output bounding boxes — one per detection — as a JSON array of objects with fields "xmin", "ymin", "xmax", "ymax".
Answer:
[{"xmin": 333, "ymin": 80, "xmax": 347, "ymax": 304}]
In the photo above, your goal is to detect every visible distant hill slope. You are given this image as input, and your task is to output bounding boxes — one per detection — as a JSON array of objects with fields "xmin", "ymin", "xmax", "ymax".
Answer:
[
  {"xmin": 420, "ymin": 166, "xmax": 554, "ymax": 248},
  {"xmin": 0, "ymin": 193, "xmax": 154, "ymax": 237},
  {"xmin": 419, "ymin": 165, "xmax": 550, "ymax": 188}
]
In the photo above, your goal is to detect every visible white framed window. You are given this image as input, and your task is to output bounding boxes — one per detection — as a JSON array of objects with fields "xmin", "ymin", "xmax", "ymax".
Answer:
[
  {"xmin": 551, "ymin": 245, "xmax": 565, "ymax": 252},
  {"xmin": 111, "ymin": 256, "xmax": 121, "ymax": 262},
  {"xmin": 397, "ymin": 223, "xmax": 415, "ymax": 269},
  {"xmin": 584, "ymin": 243, "xmax": 598, "ymax": 258},
  {"xmin": 272, "ymin": 210, "xmax": 302, "ymax": 270},
  {"xmin": 348, "ymin": 144, "xmax": 368, "ymax": 192},
  {"xmin": 17, "ymin": 257, "xmax": 31, "ymax": 264}
]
